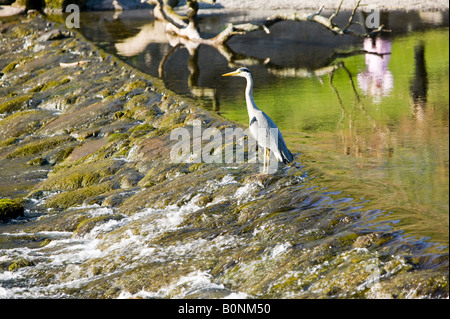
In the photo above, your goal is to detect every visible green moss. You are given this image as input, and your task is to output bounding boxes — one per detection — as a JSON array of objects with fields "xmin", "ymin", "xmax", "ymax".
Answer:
[
  {"xmin": 269, "ymin": 274, "xmax": 300, "ymax": 293},
  {"xmin": 107, "ymin": 133, "xmax": 128, "ymax": 143},
  {"xmin": 130, "ymin": 124, "xmax": 154, "ymax": 133},
  {"xmin": 338, "ymin": 233, "xmax": 360, "ymax": 247},
  {"xmin": 44, "ymin": 0, "xmax": 64, "ymax": 10},
  {"xmin": 187, "ymin": 163, "xmax": 205, "ymax": 172},
  {"xmin": 158, "ymin": 112, "xmax": 185, "ymax": 129},
  {"xmin": 11, "ymin": 25, "xmax": 32, "ymax": 38},
  {"xmin": 45, "ymin": 0, "xmax": 88, "ymax": 10},
  {"xmin": 26, "ymin": 157, "xmax": 48, "ymax": 166},
  {"xmin": 0, "ymin": 110, "xmax": 52, "ymax": 141},
  {"xmin": 114, "ymin": 111, "xmax": 125, "ymax": 119},
  {"xmin": 0, "ymin": 198, "xmax": 24, "ymax": 221},
  {"xmin": 0, "ymin": 94, "xmax": 33, "ymax": 114},
  {"xmin": 45, "ymin": 181, "xmax": 115, "ymax": 209},
  {"xmin": 31, "ymin": 78, "xmax": 70, "ymax": 93},
  {"xmin": 124, "ymin": 94, "xmax": 150, "ymax": 110},
  {"xmin": 48, "ymin": 145, "xmax": 76, "ymax": 164},
  {"xmin": 107, "ymin": 91, "xmax": 128, "ymax": 101},
  {"xmin": 128, "ymin": 124, "xmax": 155, "ymax": 138},
  {"xmin": 2, "ymin": 61, "xmax": 17, "ymax": 74},
  {"xmin": 40, "ymin": 238, "xmax": 52, "ymax": 247},
  {"xmin": 125, "ymin": 106, "xmax": 158, "ymax": 122},
  {"xmin": 0, "ymin": 137, "xmax": 17, "ymax": 148},
  {"xmin": 0, "ymin": 110, "xmax": 38, "ymax": 125},
  {"xmin": 39, "ymin": 159, "xmax": 120, "ymax": 191},
  {"xmin": 123, "ymin": 80, "xmax": 148, "ymax": 92},
  {"xmin": 8, "ymin": 258, "xmax": 33, "ymax": 272},
  {"xmin": 73, "ymin": 214, "xmax": 121, "ymax": 238},
  {"xmin": 99, "ymin": 88, "xmax": 112, "ymax": 99},
  {"xmin": 5, "ymin": 135, "xmax": 73, "ymax": 159}
]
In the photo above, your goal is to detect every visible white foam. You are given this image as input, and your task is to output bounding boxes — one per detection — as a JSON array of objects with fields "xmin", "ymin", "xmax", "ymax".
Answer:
[
  {"xmin": 270, "ymin": 242, "xmax": 292, "ymax": 258},
  {"xmin": 222, "ymin": 291, "xmax": 249, "ymax": 299},
  {"xmin": 0, "ymin": 194, "xmax": 234, "ymax": 298},
  {"xmin": 234, "ymin": 183, "xmax": 258, "ymax": 204},
  {"xmin": 118, "ymin": 270, "xmax": 227, "ymax": 299}
]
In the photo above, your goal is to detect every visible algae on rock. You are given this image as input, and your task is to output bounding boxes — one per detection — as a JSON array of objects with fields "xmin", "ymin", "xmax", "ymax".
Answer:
[{"xmin": 0, "ymin": 198, "xmax": 24, "ymax": 221}]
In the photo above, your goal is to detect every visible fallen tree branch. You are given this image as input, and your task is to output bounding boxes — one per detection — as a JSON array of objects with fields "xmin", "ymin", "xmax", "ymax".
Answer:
[
  {"xmin": 146, "ymin": 0, "xmax": 389, "ymax": 46},
  {"xmin": 215, "ymin": 0, "xmax": 389, "ymax": 43},
  {"xmin": 212, "ymin": 0, "xmax": 390, "ymax": 43}
]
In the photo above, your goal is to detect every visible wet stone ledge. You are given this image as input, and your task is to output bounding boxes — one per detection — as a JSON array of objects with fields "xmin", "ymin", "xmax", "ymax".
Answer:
[{"xmin": 0, "ymin": 14, "xmax": 448, "ymax": 299}]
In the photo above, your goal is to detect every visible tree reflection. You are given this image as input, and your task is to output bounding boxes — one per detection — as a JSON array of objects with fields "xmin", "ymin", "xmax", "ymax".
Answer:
[
  {"xmin": 111, "ymin": 0, "xmax": 391, "ymax": 102},
  {"xmin": 109, "ymin": 6, "xmax": 439, "ymax": 166},
  {"xmin": 330, "ymin": 62, "xmax": 393, "ymax": 159},
  {"xmin": 410, "ymin": 43, "xmax": 428, "ymax": 122}
]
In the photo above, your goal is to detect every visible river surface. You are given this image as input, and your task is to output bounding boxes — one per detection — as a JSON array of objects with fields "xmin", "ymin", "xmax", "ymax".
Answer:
[
  {"xmin": 76, "ymin": 8, "xmax": 449, "ymax": 247},
  {"xmin": 0, "ymin": 9, "xmax": 448, "ymax": 299}
]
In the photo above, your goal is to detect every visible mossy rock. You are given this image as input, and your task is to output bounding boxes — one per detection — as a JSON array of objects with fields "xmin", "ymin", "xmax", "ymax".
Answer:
[
  {"xmin": 73, "ymin": 214, "xmax": 122, "ymax": 238},
  {"xmin": 0, "ymin": 198, "xmax": 25, "ymax": 221},
  {"xmin": 45, "ymin": 144, "xmax": 76, "ymax": 165},
  {"xmin": 157, "ymin": 112, "xmax": 186, "ymax": 129},
  {"xmin": 137, "ymin": 163, "xmax": 189, "ymax": 188},
  {"xmin": 128, "ymin": 124, "xmax": 155, "ymax": 138},
  {"xmin": 26, "ymin": 157, "xmax": 48, "ymax": 166},
  {"xmin": 0, "ymin": 94, "xmax": 33, "ymax": 114},
  {"xmin": 123, "ymin": 93, "xmax": 153, "ymax": 110},
  {"xmin": 8, "ymin": 257, "xmax": 34, "ymax": 272},
  {"xmin": 2, "ymin": 61, "xmax": 18, "ymax": 74},
  {"xmin": 122, "ymin": 80, "xmax": 148, "ymax": 93},
  {"xmin": 0, "ymin": 110, "xmax": 54, "ymax": 140},
  {"xmin": 4, "ymin": 135, "xmax": 74, "ymax": 159},
  {"xmin": 107, "ymin": 132, "xmax": 129, "ymax": 143},
  {"xmin": 30, "ymin": 77, "xmax": 70, "ymax": 93},
  {"xmin": 125, "ymin": 106, "xmax": 159, "ymax": 122},
  {"xmin": 38, "ymin": 159, "xmax": 122, "ymax": 191},
  {"xmin": 0, "ymin": 137, "xmax": 17, "ymax": 149},
  {"xmin": 44, "ymin": 181, "xmax": 116, "ymax": 209}
]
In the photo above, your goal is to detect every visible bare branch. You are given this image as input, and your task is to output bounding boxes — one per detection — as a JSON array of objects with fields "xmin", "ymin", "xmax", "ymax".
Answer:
[
  {"xmin": 343, "ymin": 0, "xmax": 362, "ymax": 31},
  {"xmin": 147, "ymin": 0, "xmax": 188, "ymax": 29},
  {"xmin": 329, "ymin": 0, "xmax": 344, "ymax": 21},
  {"xmin": 212, "ymin": 0, "xmax": 389, "ymax": 42},
  {"xmin": 147, "ymin": 0, "xmax": 390, "ymax": 48}
]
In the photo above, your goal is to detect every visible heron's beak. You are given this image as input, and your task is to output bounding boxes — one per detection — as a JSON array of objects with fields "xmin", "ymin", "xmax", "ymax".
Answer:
[{"xmin": 222, "ymin": 70, "xmax": 240, "ymax": 77}]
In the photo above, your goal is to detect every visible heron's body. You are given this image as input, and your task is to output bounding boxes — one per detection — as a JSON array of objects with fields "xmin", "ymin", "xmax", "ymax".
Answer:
[{"xmin": 223, "ymin": 67, "xmax": 293, "ymax": 170}]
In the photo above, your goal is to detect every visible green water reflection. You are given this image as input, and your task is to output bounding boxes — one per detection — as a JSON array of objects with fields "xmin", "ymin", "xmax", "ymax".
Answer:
[{"xmin": 220, "ymin": 29, "xmax": 449, "ymax": 246}]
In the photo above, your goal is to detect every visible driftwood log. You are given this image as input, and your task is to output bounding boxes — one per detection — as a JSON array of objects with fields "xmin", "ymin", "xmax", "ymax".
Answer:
[{"xmin": 146, "ymin": 0, "xmax": 389, "ymax": 45}]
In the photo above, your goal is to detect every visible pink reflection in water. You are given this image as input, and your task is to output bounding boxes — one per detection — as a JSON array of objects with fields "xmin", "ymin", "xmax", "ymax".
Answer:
[{"xmin": 357, "ymin": 37, "xmax": 393, "ymax": 103}]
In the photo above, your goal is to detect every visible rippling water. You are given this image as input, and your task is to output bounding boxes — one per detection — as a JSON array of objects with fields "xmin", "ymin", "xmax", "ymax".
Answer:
[
  {"xmin": 75, "ymin": 9, "xmax": 449, "ymax": 246},
  {"xmin": 0, "ymin": 8, "xmax": 448, "ymax": 299},
  {"xmin": 1, "ymin": 170, "xmax": 446, "ymax": 298}
]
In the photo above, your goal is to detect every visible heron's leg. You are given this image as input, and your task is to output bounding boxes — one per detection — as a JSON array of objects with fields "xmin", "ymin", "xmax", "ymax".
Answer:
[
  {"xmin": 262, "ymin": 147, "xmax": 266, "ymax": 173},
  {"xmin": 266, "ymin": 148, "xmax": 270, "ymax": 174}
]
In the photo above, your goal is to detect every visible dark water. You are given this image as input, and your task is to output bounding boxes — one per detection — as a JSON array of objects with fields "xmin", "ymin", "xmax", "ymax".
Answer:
[{"xmin": 74, "ymin": 8, "xmax": 449, "ymax": 248}]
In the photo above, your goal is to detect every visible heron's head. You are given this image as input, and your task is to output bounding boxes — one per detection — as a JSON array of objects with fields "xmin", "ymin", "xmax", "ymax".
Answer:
[{"xmin": 222, "ymin": 67, "xmax": 251, "ymax": 78}]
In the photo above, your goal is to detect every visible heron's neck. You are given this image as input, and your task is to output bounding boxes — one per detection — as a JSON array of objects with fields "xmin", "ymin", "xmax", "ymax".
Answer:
[{"xmin": 244, "ymin": 74, "xmax": 259, "ymax": 115}]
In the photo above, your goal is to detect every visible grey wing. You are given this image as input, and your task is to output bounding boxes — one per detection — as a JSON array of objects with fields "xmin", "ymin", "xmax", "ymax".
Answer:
[
  {"xmin": 266, "ymin": 113, "xmax": 293, "ymax": 163},
  {"xmin": 250, "ymin": 111, "xmax": 293, "ymax": 163}
]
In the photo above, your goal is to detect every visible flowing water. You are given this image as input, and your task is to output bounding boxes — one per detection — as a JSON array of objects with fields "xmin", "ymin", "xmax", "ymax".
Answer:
[
  {"xmin": 0, "ymin": 9, "xmax": 448, "ymax": 299},
  {"xmin": 77, "ymin": 9, "xmax": 449, "ymax": 246}
]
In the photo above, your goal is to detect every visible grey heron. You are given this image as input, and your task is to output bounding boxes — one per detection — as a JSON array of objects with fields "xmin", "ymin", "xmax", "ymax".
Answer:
[{"xmin": 222, "ymin": 67, "xmax": 293, "ymax": 173}]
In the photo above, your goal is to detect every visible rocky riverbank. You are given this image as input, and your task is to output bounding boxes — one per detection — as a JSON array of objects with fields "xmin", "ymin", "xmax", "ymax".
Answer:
[{"xmin": 0, "ymin": 13, "xmax": 448, "ymax": 298}]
